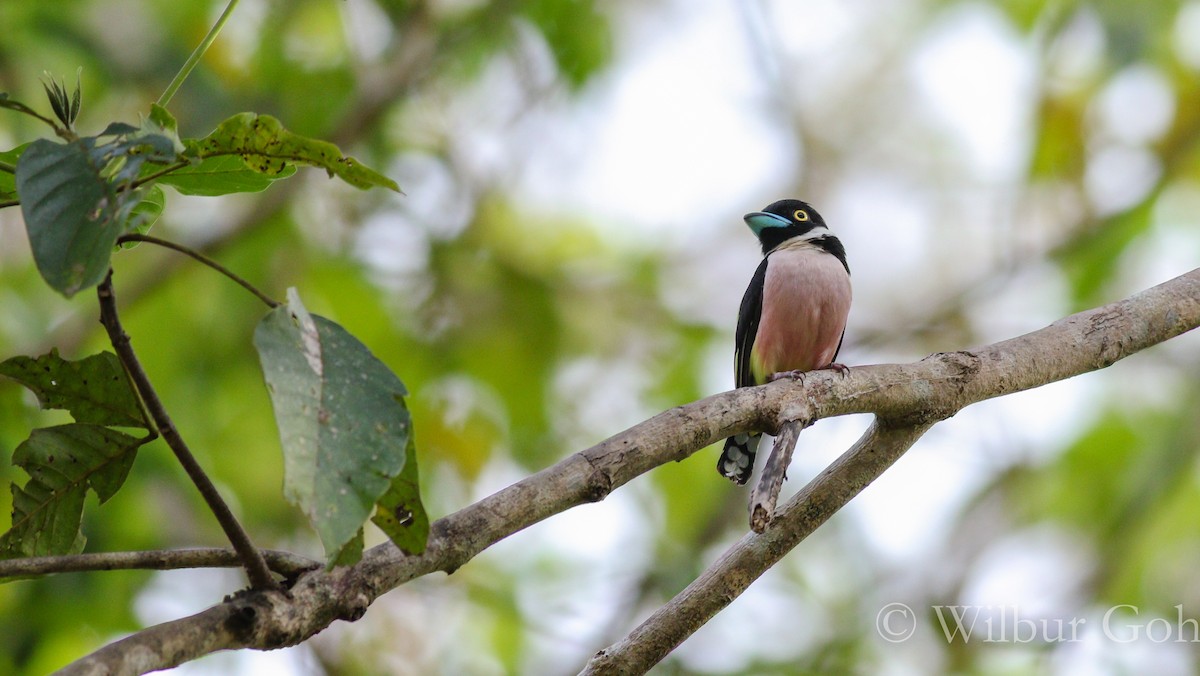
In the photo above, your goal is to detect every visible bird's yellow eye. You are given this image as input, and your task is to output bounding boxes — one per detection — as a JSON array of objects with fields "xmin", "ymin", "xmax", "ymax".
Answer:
[{"xmin": 793, "ymin": 209, "xmax": 809, "ymax": 222}]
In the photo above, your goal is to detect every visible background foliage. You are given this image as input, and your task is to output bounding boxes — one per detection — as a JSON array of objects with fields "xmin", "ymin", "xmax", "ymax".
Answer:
[{"xmin": 0, "ymin": 0, "xmax": 1198, "ymax": 674}]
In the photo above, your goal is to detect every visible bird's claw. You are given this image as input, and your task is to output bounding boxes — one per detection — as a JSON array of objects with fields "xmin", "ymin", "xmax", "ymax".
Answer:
[
  {"xmin": 768, "ymin": 364, "xmax": 849, "ymax": 383},
  {"xmin": 768, "ymin": 369, "xmax": 807, "ymax": 383},
  {"xmin": 827, "ymin": 362, "xmax": 850, "ymax": 377}
]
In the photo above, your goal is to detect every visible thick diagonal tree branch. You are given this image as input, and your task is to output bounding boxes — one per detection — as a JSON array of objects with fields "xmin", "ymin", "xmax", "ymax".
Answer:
[{"xmin": 59, "ymin": 269, "xmax": 1200, "ymax": 676}]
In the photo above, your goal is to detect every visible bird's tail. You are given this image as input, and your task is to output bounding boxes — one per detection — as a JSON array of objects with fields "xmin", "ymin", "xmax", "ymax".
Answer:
[{"xmin": 718, "ymin": 432, "xmax": 761, "ymax": 484}]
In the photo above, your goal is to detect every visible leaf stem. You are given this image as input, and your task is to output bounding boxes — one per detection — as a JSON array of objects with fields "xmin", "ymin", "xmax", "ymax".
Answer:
[
  {"xmin": 97, "ymin": 271, "xmax": 278, "ymax": 590},
  {"xmin": 117, "ymin": 233, "xmax": 280, "ymax": 309},
  {"xmin": 156, "ymin": 0, "xmax": 241, "ymax": 108},
  {"xmin": 0, "ymin": 160, "xmax": 15, "ymax": 174},
  {"xmin": 131, "ymin": 160, "xmax": 190, "ymax": 189}
]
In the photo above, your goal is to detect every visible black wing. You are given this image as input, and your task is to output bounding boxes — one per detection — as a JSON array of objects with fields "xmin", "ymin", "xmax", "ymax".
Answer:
[{"xmin": 734, "ymin": 257, "xmax": 769, "ymax": 388}]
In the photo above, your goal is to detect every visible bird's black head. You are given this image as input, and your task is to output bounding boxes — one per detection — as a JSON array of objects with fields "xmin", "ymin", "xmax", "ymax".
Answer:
[
  {"xmin": 744, "ymin": 199, "xmax": 827, "ymax": 254},
  {"xmin": 744, "ymin": 199, "xmax": 848, "ymax": 272}
]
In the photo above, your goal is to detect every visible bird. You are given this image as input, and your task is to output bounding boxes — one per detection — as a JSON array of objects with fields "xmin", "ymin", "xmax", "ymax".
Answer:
[{"xmin": 717, "ymin": 199, "xmax": 852, "ymax": 484}]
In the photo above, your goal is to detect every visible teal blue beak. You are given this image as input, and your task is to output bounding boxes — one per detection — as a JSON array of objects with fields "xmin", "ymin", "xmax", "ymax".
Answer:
[{"xmin": 744, "ymin": 211, "xmax": 791, "ymax": 237}]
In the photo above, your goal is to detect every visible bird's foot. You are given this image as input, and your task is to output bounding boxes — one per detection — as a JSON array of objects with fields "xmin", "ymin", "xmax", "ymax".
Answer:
[
  {"xmin": 768, "ymin": 369, "xmax": 807, "ymax": 383},
  {"xmin": 825, "ymin": 362, "xmax": 850, "ymax": 377}
]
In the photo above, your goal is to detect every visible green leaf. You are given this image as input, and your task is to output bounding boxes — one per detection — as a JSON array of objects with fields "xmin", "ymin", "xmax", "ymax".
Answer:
[
  {"xmin": 0, "ymin": 424, "xmax": 142, "ymax": 558},
  {"xmin": 0, "ymin": 350, "xmax": 148, "ymax": 429},
  {"xmin": 370, "ymin": 432, "xmax": 428, "ymax": 555},
  {"xmin": 70, "ymin": 69, "xmax": 81, "ymax": 126},
  {"xmin": 155, "ymin": 155, "xmax": 296, "ymax": 196},
  {"xmin": 41, "ymin": 72, "xmax": 76, "ymax": 129},
  {"xmin": 15, "ymin": 124, "xmax": 181, "ymax": 296},
  {"xmin": 329, "ymin": 529, "xmax": 365, "ymax": 569},
  {"xmin": 15, "ymin": 138, "xmax": 127, "ymax": 296},
  {"xmin": 187, "ymin": 113, "xmax": 399, "ymax": 192},
  {"xmin": 138, "ymin": 104, "xmax": 185, "ymax": 158},
  {"xmin": 122, "ymin": 185, "xmax": 165, "ymax": 246},
  {"xmin": 99, "ymin": 122, "xmax": 139, "ymax": 137},
  {"xmin": 254, "ymin": 289, "xmax": 423, "ymax": 566},
  {"xmin": 0, "ymin": 144, "xmax": 27, "ymax": 202},
  {"xmin": 147, "ymin": 104, "xmax": 178, "ymax": 139}
]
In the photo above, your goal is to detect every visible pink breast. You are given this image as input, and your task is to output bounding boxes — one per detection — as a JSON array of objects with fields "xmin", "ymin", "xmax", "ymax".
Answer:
[{"xmin": 752, "ymin": 248, "xmax": 852, "ymax": 382}]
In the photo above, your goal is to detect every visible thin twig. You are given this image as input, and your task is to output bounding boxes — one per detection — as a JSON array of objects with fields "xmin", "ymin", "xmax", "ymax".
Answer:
[
  {"xmin": 0, "ymin": 99, "xmax": 64, "ymax": 134},
  {"xmin": 156, "ymin": 0, "xmax": 241, "ymax": 108},
  {"xmin": 0, "ymin": 159, "xmax": 15, "ymax": 174},
  {"xmin": 0, "ymin": 548, "xmax": 320, "ymax": 580},
  {"xmin": 97, "ymin": 270, "xmax": 278, "ymax": 590},
  {"xmin": 117, "ymin": 233, "xmax": 280, "ymax": 308},
  {"xmin": 748, "ymin": 419, "xmax": 808, "ymax": 532}
]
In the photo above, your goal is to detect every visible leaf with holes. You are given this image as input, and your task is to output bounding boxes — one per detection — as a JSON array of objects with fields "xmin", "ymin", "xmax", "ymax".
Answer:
[
  {"xmin": 254, "ymin": 289, "xmax": 424, "ymax": 567},
  {"xmin": 0, "ymin": 424, "xmax": 143, "ymax": 558},
  {"xmin": 0, "ymin": 350, "xmax": 147, "ymax": 429},
  {"xmin": 371, "ymin": 431, "xmax": 428, "ymax": 555},
  {"xmin": 186, "ymin": 113, "xmax": 399, "ymax": 192}
]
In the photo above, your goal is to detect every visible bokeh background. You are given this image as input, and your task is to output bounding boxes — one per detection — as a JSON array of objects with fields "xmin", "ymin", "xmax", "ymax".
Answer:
[{"xmin": 2, "ymin": 0, "xmax": 1200, "ymax": 673}]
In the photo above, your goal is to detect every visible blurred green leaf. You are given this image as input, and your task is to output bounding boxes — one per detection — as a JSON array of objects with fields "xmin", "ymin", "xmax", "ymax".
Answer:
[
  {"xmin": 186, "ymin": 113, "xmax": 399, "ymax": 192},
  {"xmin": 1057, "ymin": 202, "xmax": 1153, "ymax": 306},
  {"xmin": 254, "ymin": 289, "xmax": 423, "ymax": 566},
  {"xmin": 1091, "ymin": 0, "xmax": 1178, "ymax": 66},
  {"xmin": 521, "ymin": 0, "xmax": 612, "ymax": 87},
  {"xmin": 0, "ymin": 424, "xmax": 142, "ymax": 558},
  {"xmin": 0, "ymin": 350, "xmax": 147, "ymax": 429},
  {"xmin": 1013, "ymin": 412, "xmax": 1140, "ymax": 530},
  {"xmin": 1029, "ymin": 97, "xmax": 1086, "ymax": 180}
]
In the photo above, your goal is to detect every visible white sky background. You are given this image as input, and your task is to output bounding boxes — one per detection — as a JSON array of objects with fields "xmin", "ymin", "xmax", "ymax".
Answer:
[{"xmin": 153, "ymin": 0, "xmax": 1200, "ymax": 673}]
